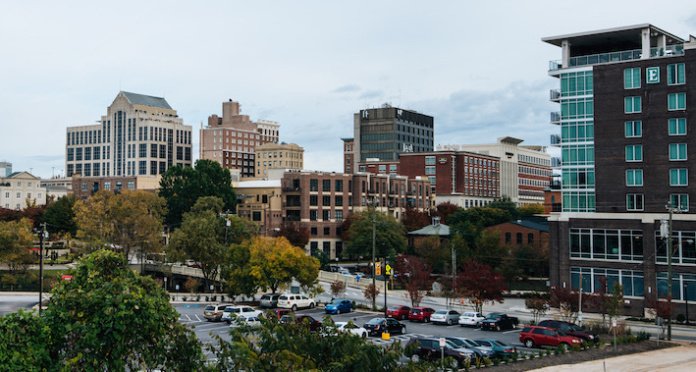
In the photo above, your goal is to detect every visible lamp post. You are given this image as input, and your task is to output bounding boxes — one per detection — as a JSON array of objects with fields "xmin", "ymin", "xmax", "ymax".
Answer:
[
  {"xmin": 367, "ymin": 196, "xmax": 379, "ymax": 311},
  {"xmin": 685, "ymin": 282, "xmax": 690, "ymax": 326}
]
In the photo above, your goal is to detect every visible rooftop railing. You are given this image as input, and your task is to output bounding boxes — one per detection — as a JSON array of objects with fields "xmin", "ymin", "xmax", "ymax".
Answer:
[{"xmin": 549, "ymin": 44, "xmax": 684, "ymax": 71}]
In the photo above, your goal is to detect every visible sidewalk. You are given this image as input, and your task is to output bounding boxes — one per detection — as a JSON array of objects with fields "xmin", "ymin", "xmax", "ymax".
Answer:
[{"xmin": 531, "ymin": 344, "xmax": 696, "ymax": 371}]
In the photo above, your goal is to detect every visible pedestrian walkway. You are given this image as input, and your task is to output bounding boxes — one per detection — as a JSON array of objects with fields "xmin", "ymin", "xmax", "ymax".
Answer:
[{"xmin": 530, "ymin": 344, "xmax": 696, "ymax": 372}]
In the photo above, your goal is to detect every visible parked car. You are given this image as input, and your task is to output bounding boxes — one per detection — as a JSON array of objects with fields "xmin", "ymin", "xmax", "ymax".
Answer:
[
  {"xmin": 277, "ymin": 293, "xmax": 316, "ymax": 311},
  {"xmin": 474, "ymin": 339, "xmax": 517, "ymax": 358},
  {"xmin": 445, "ymin": 337, "xmax": 494, "ymax": 360},
  {"xmin": 325, "ymin": 299, "xmax": 353, "ymax": 314},
  {"xmin": 269, "ymin": 308, "xmax": 292, "ymax": 320},
  {"xmin": 363, "ymin": 317, "xmax": 407, "ymax": 336},
  {"xmin": 259, "ymin": 293, "xmax": 280, "ymax": 308},
  {"xmin": 408, "ymin": 307, "xmax": 436, "ymax": 322},
  {"xmin": 229, "ymin": 315, "xmax": 262, "ymax": 328},
  {"xmin": 537, "ymin": 319, "xmax": 599, "ymax": 343},
  {"xmin": 203, "ymin": 303, "xmax": 232, "ymax": 322},
  {"xmin": 479, "ymin": 312, "xmax": 519, "ymax": 331},
  {"xmin": 458, "ymin": 311, "xmax": 486, "ymax": 327},
  {"xmin": 431, "ymin": 309, "xmax": 461, "ymax": 325},
  {"xmin": 519, "ymin": 325, "xmax": 583, "ymax": 349},
  {"xmin": 281, "ymin": 314, "xmax": 322, "ymax": 332},
  {"xmin": 406, "ymin": 337, "xmax": 474, "ymax": 368},
  {"xmin": 386, "ymin": 305, "xmax": 411, "ymax": 320},
  {"xmin": 334, "ymin": 321, "xmax": 368, "ymax": 338},
  {"xmin": 221, "ymin": 305, "xmax": 262, "ymax": 324}
]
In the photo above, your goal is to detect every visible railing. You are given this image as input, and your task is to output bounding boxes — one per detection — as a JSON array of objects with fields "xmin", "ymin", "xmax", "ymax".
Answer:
[
  {"xmin": 549, "ymin": 44, "xmax": 684, "ymax": 71},
  {"xmin": 550, "ymin": 112, "xmax": 561, "ymax": 124},
  {"xmin": 549, "ymin": 89, "xmax": 561, "ymax": 102},
  {"xmin": 550, "ymin": 134, "xmax": 561, "ymax": 146}
]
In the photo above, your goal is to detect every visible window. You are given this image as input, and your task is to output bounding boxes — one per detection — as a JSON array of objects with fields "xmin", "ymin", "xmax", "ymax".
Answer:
[
  {"xmin": 309, "ymin": 210, "xmax": 317, "ymax": 221},
  {"xmin": 625, "ymin": 169, "xmax": 643, "ymax": 186},
  {"xmin": 322, "ymin": 196, "xmax": 331, "ymax": 205},
  {"xmin": 670, "ymin": 194, "xmax": 689, "ymax": 211},
  {"xmin": 309, "ymin": 179, "xmax": 318, "ymax": 191},
  {"xmin": 626, "ymin": 194, "xmax": 644, "ymax": 211},
  {"xmin": 624, "ymin": 121, "xmax": 642, "ymax": 137},
  {"xmin": 335, "ymin": 196, "xmax": 343, "ymax": 206},
  {"xmin": 425, "ymin": 156, "xmax": 436, "ymax": 165},
  {"xmin": 669, "ymin": 143, "xmax": 687, "ymax": 161},
  {"xmin": 516, "ymin": 233, "xmax": 523, "ymax": 244},
  {"xmin": 335, "ymin": 210, "xmax": 343, "ymax": 221},
  {"xmin": 668, "ymin": 118, "xmax": 687, "ymax": 135},
  {"xmin": 425, "ymin": 166, "xmax": 435, "ymax": 175},
  {"xmin": 505, "ymin": 233, "xmax": 511, "ymax": 243},
  {"xmin": 335, "ymin": 180, "xmax": 343, "ymax": 192},
  {"xmin": 668, "ymin": 93, "xmax": 686, "ymax": 111},
  {"xmin": 670, "ymin": 168, "xmax": 688, "ymax": 186},
  {"xmin": 310, "ymin": 227, "xmax": 317, "ymax": 236},
  {"xmin": 571, "ymin": 267, "xmax": 644, "ymax": 297},
  {"xmin": 104, "ymin": 182, "xmax": 111, "ymax": 191},
  {"xmin": 625, "ymin": 145, "xmax": 643, "ymax": 162},
  {"xmin": 624, "ymin": 96, "xmax": 641, "ymax": 113},
  {"xmin": 528, "ymin": 233, "xmax": 534, "ymax": 244},
  {"xmin": 623, "ymin": 68, "xmax": 641, "ymax": 89},
  {"xmin": 309, "ymin": 195, "xmax": 318, "ymax": 206},
  {"xmin": 323, "ymin": 227, "xmax": 330, "ymax": 235},
  {"xmin": 139, "ymin": 144, "xmax": 147, "ymax": 158},
  {"xmin": 322, "ymin": 210, "xmax": 330, "ymax": 220},
  {"xmin": 667, "ymin": 63, "xmax": 685, "ymax": 85},
  {"xmin": 322, "ymin": 179, "xmax": 331, "ymax": 191}
]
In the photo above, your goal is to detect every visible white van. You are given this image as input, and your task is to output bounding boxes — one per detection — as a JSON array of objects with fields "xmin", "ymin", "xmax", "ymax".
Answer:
[{"xmin": 277, "ymin": 293, "xmax": 316, "ymax": 311}]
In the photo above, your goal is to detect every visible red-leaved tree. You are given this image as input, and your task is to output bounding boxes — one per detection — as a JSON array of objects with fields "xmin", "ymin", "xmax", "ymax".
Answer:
[
  {"xmin": 395, "ymin": 255, "xmax": 433, "ymax": 307},
  {"xmin": 456, "ymin": 260, "xmax": 506, "ymax": 313}
]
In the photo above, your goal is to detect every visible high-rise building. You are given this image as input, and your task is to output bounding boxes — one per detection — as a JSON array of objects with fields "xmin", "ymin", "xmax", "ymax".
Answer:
[
  {"xmin": 341, "ymin": 138, "xmax": 354, "ymax": 174},
  {"xmin": 544, "ymin": 24, "xmax": 696, "ymax": 316},
  {"xmin": 200, "ymin": 99, "xmax": 279, "ymax": 178},
  {"xmin": 350, "ymin": 104, "xmax": 434, "ymax": 173},
  {"xmin": 65, "ymin": 91, "xmax": 192, "ymax": 179},
  {"xmin": 440, "ymin": 137, "xmax": 552, "ymax": 206},
  {"xmin": 0, "ymin": 162, "xmax": 12, "ymax": 177},
  {"xmin": 254, "ymin": 142, "xmax": 304, "ymax": 179}
]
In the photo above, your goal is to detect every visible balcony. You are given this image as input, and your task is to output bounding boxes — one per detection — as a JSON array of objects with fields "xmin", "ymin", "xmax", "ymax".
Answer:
[
  {"xmin": 550, "ymin": 134, "xmax": 561, "ymax": 147},
  {"xmin": 549, "ymin": 89, "xmax": 561, "ymax": 102},
  {"xmin": 550, "ymin": 112, "xmax": 561, "ymax": 125},
  {"xmin": 548, "ymin": 44, "xmax": 684, "ymax": 71}
]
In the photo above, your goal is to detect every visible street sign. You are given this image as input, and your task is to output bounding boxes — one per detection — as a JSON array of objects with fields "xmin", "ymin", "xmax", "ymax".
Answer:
[
  {"xmin": 375, "ymin": 262, "xmax": 381, "ymax": 276},
  {"xmin": 439, "ymin": 338, "xmax": 446, "ymax": 348},
  {"xmin": 611, "ymin": 319, "xmax": 617, "ymax": 328},
  {"xmin": 385, "ymin": 264, "xmax": 392, "ymax": 276}
]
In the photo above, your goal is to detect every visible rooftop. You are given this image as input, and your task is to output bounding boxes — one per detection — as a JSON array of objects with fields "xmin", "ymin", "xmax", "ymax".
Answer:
[
  {"xmin": 119, "ymin": 91, "xmax": 172, "ymax": 110},
  {"xmin": 542, "ymin": 23, "xmax": 683, "ymax": 48}
]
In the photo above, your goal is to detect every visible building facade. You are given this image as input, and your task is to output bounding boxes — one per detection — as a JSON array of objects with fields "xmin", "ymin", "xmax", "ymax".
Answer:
[
  {"xmin": 545, "ymin": 24, "xmax": 696, "ymax": 316},
  {"xmin": 281, "ymin": 171, "xmax": 431, "ymax": 259},
  {"xmin": 200, "ymin": 99, "xmax": 279, "ymax": 178},
  {"xmin": 41, "ymin": 177, "xmax": 73, "ymax": 201},
  {"xmin": 440, "ymin": 137, "xmax": 552, "ymax": 206},
  {"xmin": 0, "ymin": 162, "xmax": 11, "ymax": 177},
  {"xmin": 254, "ymin": 142, "xmax": 304, "ymax": 179},
  {"xmin": 0, "ymin": 171, "xmax": 45, "ymax": 209},
  {"xmin": 235, "ymin": 179, "xmax": 283, "ymax": 235},
  {"xmin": 351, "ymin": 105, "xmax": 434, "ymax": 173},
  {"xmin": 65, "ymin": 91, "xmax": 192, "ymax": 179},
  {"xmin": 341, "ymin": 138, "xmax": 354, "ymax": 174}
]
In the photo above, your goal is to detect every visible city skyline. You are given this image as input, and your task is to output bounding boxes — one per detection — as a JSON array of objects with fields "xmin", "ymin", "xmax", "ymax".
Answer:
[{"xmin": 2, "ymin": 1, "xmax": 696, "ymax": 178}]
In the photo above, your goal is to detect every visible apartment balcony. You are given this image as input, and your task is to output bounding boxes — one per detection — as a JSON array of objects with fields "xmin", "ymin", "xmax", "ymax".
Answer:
[
  {"xmin": 550, "ymin": 134, "xmax": 561, "ymax": 147},
  {"xmin": 550, "ymin": 112, "xmax": 561, "ymax": 125},
  {"xmin": 548, "ymin": 44, "xmax": 684, "ymax": 71},
  {"xmin": 549, "ymin": 89, "xmax": 561, "ymax": 102}
]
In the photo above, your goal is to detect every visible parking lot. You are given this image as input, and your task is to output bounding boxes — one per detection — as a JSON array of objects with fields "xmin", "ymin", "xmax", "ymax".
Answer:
[{"xmin": 174, "ymin": 303, "xmax": 535, "ymax": 358}]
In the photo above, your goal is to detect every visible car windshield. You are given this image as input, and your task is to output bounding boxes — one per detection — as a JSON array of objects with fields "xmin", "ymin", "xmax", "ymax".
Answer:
[
  {"xmin": 462, "ymin": 339, "xmax": 479, "ymax": 347},
  {"xmin": 279, "ymin": 296, "xmax": 288, "ymax": 300},
  {"xmin": 486, "ymin": 313, "xmax": 501, "ymax": 319},
  {"xmin": 366, "ymin": 318, "xmax": 384, "ymax": 325},
  {"xmin": 447, "ymin": 339, "xmax": 464, "ymax": 347},
  {"xmin": 388, "ymin": 306, "xmax": 401, "ymax": 310},
  {"xmin": 492, "ymin": 340, "xmax": 509, "ymax": 347},
  {"xmin": 435, "ymin": 310, "xmax": 448, "ymax": 315},
  {"xmin": 445, "ymin": 340, "xmax": 459, "ymax": 348},
  {"xmin": 412, "ymin": 309, "xmax": 421, "ymax": 314},
  {"xmin": 204, "ymin": 305, "xmax": 214, "ymax": 311},
  {"xmin": 261, "ymin": 295, "xmax": 270, "ymax": 300},
  {"xmin": 330, "ymin": 300, "xmax": 343, "ymax": 305}
]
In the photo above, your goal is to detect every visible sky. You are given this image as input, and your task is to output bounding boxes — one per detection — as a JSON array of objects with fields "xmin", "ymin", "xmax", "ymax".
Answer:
[{"xmin": 2, "ymin": 1, "xmax": 696, "ymax": 178}]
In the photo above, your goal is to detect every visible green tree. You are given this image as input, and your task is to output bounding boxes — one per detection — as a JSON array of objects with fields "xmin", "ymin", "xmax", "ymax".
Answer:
[
  {"xmin": 159, "ymin": 159, "xmax": 236, "ymax": 227},
  {"xmin": 474, "ymin": 229, "xmax": 507, "ymax": 270},
  {"xmin": 43, "ymin": 250, "xmax": 204, "ymax": 370},
  {"xmin": 73, "ymin": 190, "xmax": 166, "ymax": 259},
  {"xmin": 42, "ymin": 195, "xmax": 77, "ymax": 237},
  {"xmin": 0, "ymin": 311, "xmax": 51, "ymax": 369},
  {"xmin": 223, "ymin": 242, "xmax": 259, "ymax": 299},
  {"xmin": 245, "ymin": 237, "xmax": 320, "ymax": 294},
  {"xmin": 343, "ymin": 210, "xmax": 407, "ymax": 259},
  {"xmin": 518, "ymin": 203, "xmax": 544, "ymax": 217},
  {"xmin": 0, "ymin": 218, "xmax": 35, "ymax": 273},
  {"xmin": 487, "ymin": 196, "xmax": 519, "ymax": 220},
  {"xmin": 226, "ymin": 214, "xmax": 259, "ymax": 244}
]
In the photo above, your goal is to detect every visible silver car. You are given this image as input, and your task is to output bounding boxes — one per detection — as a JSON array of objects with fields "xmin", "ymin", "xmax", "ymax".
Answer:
[
  {"xmin": 430, "ymin": 309, "xmax": 461, "ymax": 325},
  {"xmin": 259, "ymin": 293, "xmax": 280, "ymax": 308}
]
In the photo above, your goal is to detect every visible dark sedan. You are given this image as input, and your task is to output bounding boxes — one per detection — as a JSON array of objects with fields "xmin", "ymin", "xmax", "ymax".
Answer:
[
  {"xmin": 363, "ymin": 317, "xmax": 407, "ymax": 336},
  {"xmin": 281, "ymin": 314, "xmax": 322, "ymax": 332},
  {"xmin": 537, "ymin": 319, "xmax": 599, "ymax": 343},
  {"xmin": 480, "ymin": 313, "xmax": 519, "ymax": 331}
]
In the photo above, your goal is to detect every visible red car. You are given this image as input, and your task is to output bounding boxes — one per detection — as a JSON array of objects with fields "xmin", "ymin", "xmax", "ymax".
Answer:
[
  {"xmin": 519, "ymin": 325, "xmax": 583, "ymax": 350},
  {"xmin": 408, "ymin": 307, "xmax": 436, "ymax": 322},
  {"xmin": 386, "ymin": 305, "xmax": 411, "ymax": 320}
]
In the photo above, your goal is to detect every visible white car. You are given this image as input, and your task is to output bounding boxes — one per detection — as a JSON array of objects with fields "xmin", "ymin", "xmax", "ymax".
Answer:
[
  {"xmin": 221, "ymin": 305, "xmax": 262, "ymax": 324},
  {"xmin": 458, "ymin": 311, "xmax": 486, "ymax": 327},
  {"xmin": 335, "ymin": 321, "xmax": 368, "ymax": 338},
  {"xmin": 431, "ymin": 309, "xmax": 461, "ymax": 325},
  {"xmin": 277, "ymin": 293, "xmax": 316, "ymax": 311},
  {"xmin": 229, "ymin": 315, "xmax": 262, "ymax": 328}
]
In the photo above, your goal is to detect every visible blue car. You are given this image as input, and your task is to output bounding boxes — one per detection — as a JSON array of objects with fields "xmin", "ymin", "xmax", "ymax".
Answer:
[{"xmin": 325, "ymin": 299, "xmax": 352, "ymax": 314}]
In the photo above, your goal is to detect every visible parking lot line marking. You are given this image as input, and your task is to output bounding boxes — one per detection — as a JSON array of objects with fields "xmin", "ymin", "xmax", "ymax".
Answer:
[
  {"xmin": 503, "ymin": 329, "xmax": 522, "ymax": 334},
  {"xmin": 195, "ymin": 314, "xmax": 202, "ymax": 322},
  {"xmin": 186, "ymin": 314, "xmax": 192, "ymax": 321}
]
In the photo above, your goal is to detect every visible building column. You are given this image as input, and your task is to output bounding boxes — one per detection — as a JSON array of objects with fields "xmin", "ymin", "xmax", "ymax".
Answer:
[
  {"xmin": 561, "ymin": 40, "xmax": 571, "ymax": 68},
  {"xmin": 657, "ymin": 35, "xmax": 667, "ymax": 55},
  {"xmin": 641, "ymin": 27, "xmax": 651, "ymax": 59}
]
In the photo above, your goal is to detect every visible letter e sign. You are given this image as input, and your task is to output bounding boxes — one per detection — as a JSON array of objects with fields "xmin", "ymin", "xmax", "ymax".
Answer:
[{"xmin": 646, "ymin": 67, "xmax": 660, "ymax": 84}]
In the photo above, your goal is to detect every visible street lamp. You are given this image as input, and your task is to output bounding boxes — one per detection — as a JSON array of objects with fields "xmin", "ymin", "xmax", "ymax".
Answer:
[{"xmin": 367, "ymin": 196, "xmax": 379, "ymax": 311}]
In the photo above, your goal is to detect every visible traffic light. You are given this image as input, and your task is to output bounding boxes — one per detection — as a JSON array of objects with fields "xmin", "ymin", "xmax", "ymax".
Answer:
[{"xmin": 375, "ymin": 261, "xmax": 381, "ymax": 276}]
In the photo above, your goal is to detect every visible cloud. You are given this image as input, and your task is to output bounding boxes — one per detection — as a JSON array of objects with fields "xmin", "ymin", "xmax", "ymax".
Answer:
[
  {"xmin": 332, "ymin": 84, "xmax": 361, "ymax": 93},
  {"xmin": 359, "ymin": 90, "xmax": 383, "ymax": 99}
]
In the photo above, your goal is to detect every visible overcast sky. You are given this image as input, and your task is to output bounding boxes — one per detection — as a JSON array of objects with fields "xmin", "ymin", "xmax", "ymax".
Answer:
[{"xmin": 2, "ymin": 1, "xmax": 696, "ymax": 178}]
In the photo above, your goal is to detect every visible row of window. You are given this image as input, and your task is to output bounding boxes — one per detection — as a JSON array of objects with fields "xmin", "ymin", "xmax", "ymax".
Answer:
[
  {"xmin": 561, "ymin": 120, "xmax": 594, "ymax": 143},
  {"xmin": 570, "ymin": 267, "xmax": 644, "ymax": 297},
  {"xmin": 504, "ymin": 232, "xmax": 535, "ymax": 245},
  {"xmin": 624, "ymin": 63, "xmax": 685, "ymax": 89},
  {"xmin": 625, "ymin": 118, "xmax": 687, "ymax": 138},
  {"xmin": 562, "ymin": 191, "xmax": 595, "ymax": 212},
  {"xmin": 2, "ymin": 191, "xmax": 43, "ymax": 199},
  {"xmin": 625, "ymin": 192, "xmax": 689, "ymax": 211},
  {"xmin": 624, "ymin": 93, "xmax": 686, "ymax": 113}
]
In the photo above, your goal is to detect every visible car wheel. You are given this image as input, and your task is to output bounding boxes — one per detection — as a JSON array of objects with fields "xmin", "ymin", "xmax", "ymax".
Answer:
[
  {"xmin": 560, "ymin": 343, "xmax": 570, "ymax": 352},
  {"xmin": 362, "ymin": 332, "xmax": 367, "ymax": 338},
  {"xmin": 495, "ymin": 325, "xmax": 500, "ymax": 331},
  {"xmin": 411, "ymin": 354, "xmax": 420, "ymax": 363},
  {"xmin": 291, "ymin": 304, "xmax": 297, "ymax": 311},
  {"xmin": 447, "ymin": 319, "xmax": 453, "ymax": 325},
  {"xmin": 525, "ymin": 339, "xmax": 535, "ymax": 348},
  {"xmin": 309, "ymin": 302, "xmax": 315, "ymax": 309},
  {"xmin": 401, "ymin": 326, "xmax": 406, "ymax": 334}
]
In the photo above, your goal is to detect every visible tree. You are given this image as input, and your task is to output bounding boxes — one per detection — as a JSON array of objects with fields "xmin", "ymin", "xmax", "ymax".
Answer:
[
  {"xmin": 607, "ymin": 282, "xmax": 624, "ymax": 322},
  {"xmin": 343, "ymin": 210, "xmax": 407, "ymax": 259},
  {"xmin": 330, "ymin": 280, "xmax": 346, "ymax": 298},
  {"xmin": 159, "ymin": 159, "xmax": 236, "ymax": 228},
  {"xmin": 514, "ymin": 244, "xmax": 549, "ymax": 278},
  {"xmin": 518, "ymin": 203, "xmax": 544, "ymax": 217},
  {"xmin": 474, "ymin": 229, "xmax": 507, "ymax": 270},
  {"xmin": 42, "ymin": 195, "xmax": 77, "ymax": 237},
  {"xmin": 43, "ymin": 250, "xmax": 205, "ymax": 370},
  {"xmin": 550, "ymin": 286, "xmax": 582, "ymax": 322},
  {"xmin": 168, "ymin": 200, "xmax": 226, "ymax": 291},
  {"xmin": 364, "ymin": 284, "xmax": 380, "ymax": 308},
  {"xmin": 435, "ymin": 202, "xmax": 460, "ymax": 225},
  {"xmin": 456, "ymin": 260, "xmax": 506, "ymax": 313},
  {"xmin": 73, "ymin": 190, "xmax": 166, "ymax": 259},
  {"xmin": 401, "ymin": 206, "xmax": 431, "ymax": 232},
  {"xmin": 525, "ymin": 296, "xmax": 550, "ymax": 324},
  {"xmin": 245, "ymin": 237, "xmax": 319, "ymax": 294},
  {"xmin": 412, "ymin": 236, "xmax": 448, "ymax": 274},
  {"xmin": 0, "ymin": 218, "xmax": 35, "ymax": 273},
  {"xmin": 0, "ymin": 311, "xmax": 51, "ymax": 369},
  {"xmin": 223, "ymin": 242, "xmax": 259, "ymax": 300},
  {"xmin": 278, "ymin": 222, "xmax": 310, "ymax": 248},
  {"xmin": 395, "ymin": 255, "xmax": 433, "ymax": 307},
  {"xmin": 487, "ymin": 196, "xmax": 519, "ymax": 220}
]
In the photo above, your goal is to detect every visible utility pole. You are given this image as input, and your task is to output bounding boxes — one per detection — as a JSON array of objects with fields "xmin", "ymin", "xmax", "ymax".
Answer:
[
  {"xmin": 578, "ymin": 271, "xmax": 583, "ymax": 327},
  {"xmin": 371, "ymin": 207, "xmax": 377, "ymax": 311},
  {"xmin": 384, "ymin": 257, "xmax": 388, "ymax": 316}
]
